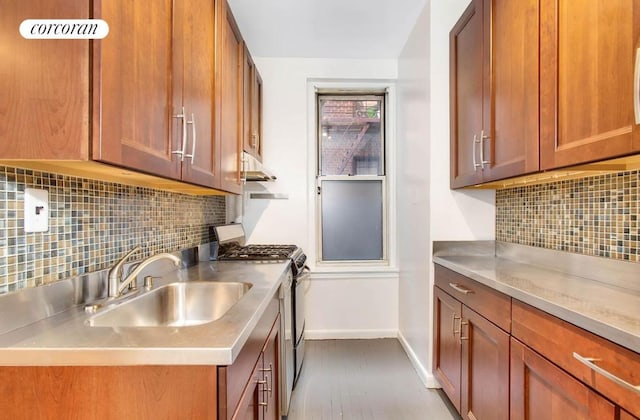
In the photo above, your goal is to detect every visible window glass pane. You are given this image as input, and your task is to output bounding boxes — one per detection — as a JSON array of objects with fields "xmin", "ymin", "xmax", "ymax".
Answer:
[
  {"xmin": 321, "ymin": 180, "xmax": 383, "ymax": 261},
  {"xmin": 319, "ymin": 96, "xmax": 384, "ymax": 176}
]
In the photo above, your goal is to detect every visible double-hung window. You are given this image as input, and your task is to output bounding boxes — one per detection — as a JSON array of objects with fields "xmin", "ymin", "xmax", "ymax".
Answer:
[{"xmin": 316, "ymin": 93, "xmax": 387, "ymax": 263}]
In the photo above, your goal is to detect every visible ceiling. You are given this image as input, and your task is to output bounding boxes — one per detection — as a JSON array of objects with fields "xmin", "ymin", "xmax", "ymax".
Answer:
[{"xmin": 227, "ymin": 0, "xmax": 428, "ymax": 59}]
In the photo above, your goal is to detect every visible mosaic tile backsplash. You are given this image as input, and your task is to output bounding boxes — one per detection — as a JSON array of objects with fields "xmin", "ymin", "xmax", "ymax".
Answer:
[
  {"xmin": 0, "ymin": 166, "xmax": 226, "ymax": 294},
  {"xmin": 496, "ymin": 170, "xmax": 640, "ymax": 262}
]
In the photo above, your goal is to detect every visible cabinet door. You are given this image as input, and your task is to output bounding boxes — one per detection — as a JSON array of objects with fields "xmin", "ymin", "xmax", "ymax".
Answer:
[
  {"xmin": 94, "ymin": 0, "xmax": 181, "ymax": 180},
  {"xmin": 540, "ymin": 0, "xmax": 640, "ymax": 169},
  {"xmin": 510, "ymin": 338, "xmax": 617, "ymax": 420},
  {"xmin": 450, "ymin": 0, "xmax": 485, "ymax": 188},
  {"xmin": 215, "ymin": 0, "xmax": 243, "ymax": 194},
  {"xmin": 433, "ymin": 287, "xmax": 462, "ymax": 412},
  {"xmin": 0, "ymin": 0, "xmax": 89, "ymax": 159},
  {"xmin": 262, "ymin": 314, "xmax": 280, "ymax": 420},
  {"xmin": 622, "ymin": 410, "xmax": 640, "ymax": 420},
  {"xmin": 242, "ymin": 44, "xmax": 254, "ymax": 156},
  {"xmin": 251, "ymin": 68, "xmax": 263, "ymax": 161},
  {"xmin": 180, "ymin": 0, "xmax": 216, "ymax": 187},
  {"xmin": 483, "ymin": 0, "xmax": 539, "ymax": 182},
  {"xmin": 461, "ymin": 306, "xmax": 509, "ymax": 420},
  {"xmin": 231, "ymin": 361, "xmax": 261, "ymax": 420}
]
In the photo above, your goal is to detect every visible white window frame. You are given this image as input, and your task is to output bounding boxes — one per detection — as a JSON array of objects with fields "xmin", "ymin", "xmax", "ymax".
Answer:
[{"xmin": 306, "ymin": 80, "xmax": 397, "ymax": 272}]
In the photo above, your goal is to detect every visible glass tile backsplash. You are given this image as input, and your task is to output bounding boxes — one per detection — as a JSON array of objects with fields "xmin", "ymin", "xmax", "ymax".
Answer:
[
  {"xmin": 0, "ymin": 166, "xmax": 226, "ymax": 294},
  {"xmin": 496, "ymin": 170, "xmax": 640, "ymax": 262}
]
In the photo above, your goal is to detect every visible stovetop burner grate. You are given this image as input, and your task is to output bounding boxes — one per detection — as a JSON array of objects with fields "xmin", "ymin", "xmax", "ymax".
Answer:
[{"xmin": 218, "ymin": 244, "xmax": 298, "ymax": 261}]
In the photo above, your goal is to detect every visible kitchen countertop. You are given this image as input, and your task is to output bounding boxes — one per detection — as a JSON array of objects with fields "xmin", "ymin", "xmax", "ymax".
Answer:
[
  {"xmin": 0, "ymin": 260, "xmax": 289, "ymax": 366},
  {"xmin": 433, "ymin": 241, "xmax": 640, "ymax": 354}
]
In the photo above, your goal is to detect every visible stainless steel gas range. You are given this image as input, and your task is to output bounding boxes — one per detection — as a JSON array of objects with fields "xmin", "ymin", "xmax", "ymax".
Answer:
[{"xmin": 213, "ymin": 224, "xmax": 308, "ymax": 417}]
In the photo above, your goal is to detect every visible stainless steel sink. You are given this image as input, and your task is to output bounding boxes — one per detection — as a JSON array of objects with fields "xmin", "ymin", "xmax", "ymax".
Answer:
[{"xmin": 87, "ymin": 281, "xmax": 252, "ymax": 327}]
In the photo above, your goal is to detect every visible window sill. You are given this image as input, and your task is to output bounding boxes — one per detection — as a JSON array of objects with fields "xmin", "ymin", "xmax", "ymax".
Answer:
[{"xmin": 308, "ymin": 263, "xmax": 399, "ymax": 279}]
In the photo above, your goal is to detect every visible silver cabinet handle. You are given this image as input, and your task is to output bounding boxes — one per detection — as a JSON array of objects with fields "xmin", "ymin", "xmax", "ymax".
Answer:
[
  {"xmin": 251, "ymin": 133, "xmax": 257, "ymax": 148},
  {"xmin": 452, "ymin": 314, "xmax": 460, "ymax": 337},
  {"xmin": 448, "ymin": 282, "xmax": 474, "ymax": 295},
  {"xmin": 573, "ymin": 352, "xmax": 640, "ymax": 394},
  {"xmin": 473, "ymin": 134, "xmax": 481, "ymax": 170},
  {"xmin": 171, "ymin": 106, "xmax": 187, "ymax": 161},
  {"xmin": 480, "ymin": 129, "xmax": 490, "ymax": 167},
  {"xmin": 260, "ymin": 363, "xmax": 273, "ymax": 397},
  {"xmin": 634, "ymin": 48, "xmax": 640, "ymax": 124},
  {"xmin": 459, "ymin": 320, "xmax": 469, "ymax": 341},
  {"xmin": 184, "ymin": 113, "xmax": 196, "ymax": 164}
]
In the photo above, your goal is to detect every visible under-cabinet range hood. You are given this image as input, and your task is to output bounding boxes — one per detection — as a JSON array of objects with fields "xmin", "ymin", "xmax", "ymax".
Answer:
[{"xmin": 242, "ymin": 152, "xmax": 277, "ymax": 181}]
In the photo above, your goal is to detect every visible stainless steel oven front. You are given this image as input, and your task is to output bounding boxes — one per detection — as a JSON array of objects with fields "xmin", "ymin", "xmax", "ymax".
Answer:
[{"xmin": 293, "ymin": 266, "xmax": 310, "ymax": 385}]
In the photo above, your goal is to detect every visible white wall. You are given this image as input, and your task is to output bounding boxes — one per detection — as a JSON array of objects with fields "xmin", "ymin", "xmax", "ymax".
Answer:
[
  {"xmin": 396, "ymin": 0, "xmax": 495, "ymax": 387},
  {"xmin": 244, "ymin": 58, "xmax": 399, "ymax": 337}
]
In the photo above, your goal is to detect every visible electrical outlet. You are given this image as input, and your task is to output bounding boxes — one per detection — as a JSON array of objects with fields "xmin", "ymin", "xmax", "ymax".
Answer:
[{"xmin": 24, "ymin": 188, "xmax": 49, "ymax": 233}]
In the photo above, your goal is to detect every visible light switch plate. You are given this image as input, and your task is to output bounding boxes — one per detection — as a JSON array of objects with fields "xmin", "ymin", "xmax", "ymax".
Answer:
[{"xmin": 24, "ymin": 188, "xmax": 49, "ymax": 233}]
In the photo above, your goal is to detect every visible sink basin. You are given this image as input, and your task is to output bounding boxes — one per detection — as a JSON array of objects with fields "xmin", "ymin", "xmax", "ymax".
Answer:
[{"xmin": 88, "ymin": 281, "xmax": 252, "ymax": 327}]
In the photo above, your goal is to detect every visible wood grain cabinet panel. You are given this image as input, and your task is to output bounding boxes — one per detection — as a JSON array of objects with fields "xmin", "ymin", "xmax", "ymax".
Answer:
[
  {"xmin": 250, "ymin": 63, "xmax": 263, "ymax": 162},
  {"xmin": 510, "ymin": 338, "xmax": 616, "ymax": 420},
  {"xmin": 450, "ymin": 0, "xmax": 540, "ymax": 188},
  {"xmin": 262, "ymin": 313, "xmax": 280, "ymax": 420},
  {"xmin": 450, "ymin": 0, "xmax": 485, "ymax": 188},
  {"xmin": 1, "ymin": 0, "xmax": 250, "ymax": 194},
  {"xmin": 461, "ymin": 306, "xmax": 510, "ymax": 420},
  {"xmin": 540, "ymin": 0, "xmax": 640, "ymax": 169},
  {"xmin": 242, "ymin": 45, "xmax": 263, "ymax": 162},
  {"xmin": 215, "ymin": 0, "xmax": 243, "ymax": 194},
  {"xmin": 180, "ymin": 0, "xmax": 217, "ymax": 186},
  {"xmin": 622, "ymin": 410, "xmax": 640, "ymax": 420},
  {"xmin": 482, "ymin": 0, "xmax": 540, "ymax": 182},
  {"xmin": 512, "ymin": 300, "xmax": 640, "ymax": 418},
  {"xmin": 94, "ymin": 0, "xmax": 180, "ymax": 180},
  {"xmin": 0, "ymin": 365, "xmax": 218, "ymax": 419},
  {"xmin": 0, "ymin": 0, "xmax": 89, "ymax": 160},
  {"xmin": 434, "ymin": 264, "xmax": 511, "ymax": 332},
  {"xmin": 434, "ymin": 286, "xmax": 463, "ymax": 412},
  {"xmin": 433, "ymin": 264, "xmax": 511, "ymax": 420},
  {"xmin": 96, "ymin": 0, "xmax": 219, "ymax": 187}
]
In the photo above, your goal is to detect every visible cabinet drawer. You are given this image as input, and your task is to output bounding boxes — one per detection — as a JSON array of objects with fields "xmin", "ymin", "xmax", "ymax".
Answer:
[
  {"xmin": 434, "ymin": 264, "xmax": 511, "ymax": 332},
  {"xmin": 512, "ymin": 300, "xmax": 640, "ymax": 417},
  {"xmin": 218, "ymin": 296, "xmax": 279, "ymax": 419}
]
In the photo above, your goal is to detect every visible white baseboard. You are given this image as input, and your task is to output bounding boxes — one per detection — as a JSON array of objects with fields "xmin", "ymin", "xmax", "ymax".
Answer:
[
  {"xmin": 397, "ymin": 331, "xmax": 441, "ymax": 389},
  {"xmin": 305, "ymin": 329, "xmax": 398, "ymax": 340}
]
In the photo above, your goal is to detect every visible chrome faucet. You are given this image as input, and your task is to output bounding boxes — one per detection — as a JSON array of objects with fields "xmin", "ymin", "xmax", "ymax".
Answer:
[
  {"xmin": 116, "ymin": 253, "xmax": 181, "ymax": 297},
  {"xmin": 107, "ymin": 246, "xmax": 142, "ymax": 297}
]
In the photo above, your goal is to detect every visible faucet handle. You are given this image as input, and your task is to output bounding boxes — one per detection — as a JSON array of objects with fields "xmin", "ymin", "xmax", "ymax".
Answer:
[{"xmin": 107, "ymin": 246, "xmax": 142, "ymax": 297}]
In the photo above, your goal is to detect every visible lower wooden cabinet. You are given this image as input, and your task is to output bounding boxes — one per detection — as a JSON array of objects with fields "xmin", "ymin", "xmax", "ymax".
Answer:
[
  {"xmin": 433, "ymin": 265, "xmax": 510, "ymax": 420},
  {"xmin": 434, "ymin": 286, "xmax": 462, "ymax": 411},
  {"xmin": 433, "ymin": 263, "xmax": 640, "ymax": 419},
  {"xmin": 510, "ymin": 338, "xmax": 616, "ymax": 419},
  {"xmin": 231, "ymin": 313, "xmax": 280, "ymax": 420},
  {"xmin": 461, "ymin": 306, "xmax": 510, "ymax": 420}
]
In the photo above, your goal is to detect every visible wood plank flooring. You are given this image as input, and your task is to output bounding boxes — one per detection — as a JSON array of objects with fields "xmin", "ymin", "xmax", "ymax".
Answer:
[{"xmin": 287, "ymin": 339, "xmax": 460, "ymax": 420}]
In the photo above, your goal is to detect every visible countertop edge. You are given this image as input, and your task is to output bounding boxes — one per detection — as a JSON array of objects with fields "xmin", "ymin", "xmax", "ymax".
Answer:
[
  {"xmin": 0, "ymin": 261, "xmax": 290, "ymax": 366},
  {"xmin": 433, "ymin": 256, "xmax": 640, "ymax": 354}
]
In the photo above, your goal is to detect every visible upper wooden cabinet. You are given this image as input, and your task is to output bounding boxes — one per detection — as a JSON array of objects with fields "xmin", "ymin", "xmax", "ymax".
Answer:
[
  {"xmin": 0, "ymin": 0, "xmax": 90, "ymax": 160},
  {"xmin": 0, "ymin": 0, "xmax": 250, "ymax": 194},
  {"xmin": 451, "ymin": 0, "xmax": 640, "ymax": 187},
  {"xmin": 243, "ymin": 44, "xmax": 263, "ymax": 162},
  {"xmin": 450, "ymin": 0, "xmax": 484, "ymax": 188},
  {"xmin": 215, "ymin": 0, "xmax": 243, "ymax": 195},
  {"xmin": 540, "ymin": 0, "xmax": 640, "ymax": 169},
  {"xmin": 94, "ymin": 0, "xmax": 217, "ymax": 186},
  {"xmin": 94, "ymin": 1, "xmax": 180, "ymax": 181},
  {"xmin": 450, "ymin": 0, "xmax": 540, "ymax": 188}
]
